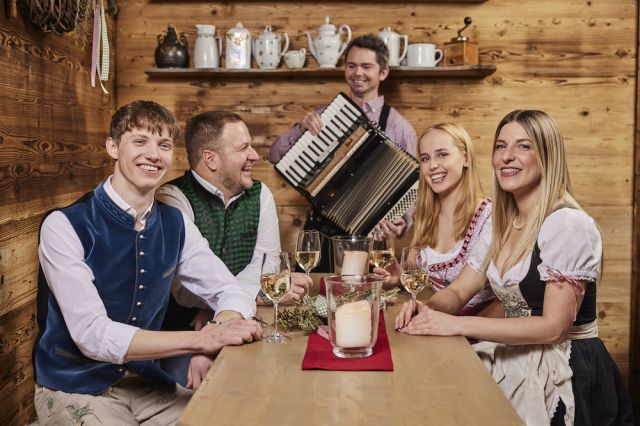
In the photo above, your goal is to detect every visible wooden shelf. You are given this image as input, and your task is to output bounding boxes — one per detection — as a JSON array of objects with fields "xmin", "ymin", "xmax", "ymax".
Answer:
[{"xmin": 144, "ymin": 65, "xmax": 496, "ymax": 79}]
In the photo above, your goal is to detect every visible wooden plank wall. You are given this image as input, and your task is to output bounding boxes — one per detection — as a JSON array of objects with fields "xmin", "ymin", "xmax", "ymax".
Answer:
[
  {"xmin": 0, "ymin": 2, "xmax": 116, "ymax": 424},
  {"xmin": 116, "ymin": 0, "xmax": 636, "ymax": 380}
]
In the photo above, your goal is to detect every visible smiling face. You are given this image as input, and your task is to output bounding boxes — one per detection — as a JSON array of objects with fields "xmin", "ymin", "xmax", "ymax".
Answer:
[
  {"xmin": 344, "ymin": 47, "xmax": 389, "ymax": 102},
  {"xmin": 493, "ymin": 121, "xmax": 542, "ymax": 197},
  {"xmin": 107, "ymin": 127, "xmax": 174, "ymax": 197},
  {"xmin": 207, "ymin": 120, "xmax": 259, "ymax": 201},
  {"xmin": 419, "ymin": 129, "xmax": 468, "ymax": 198}
]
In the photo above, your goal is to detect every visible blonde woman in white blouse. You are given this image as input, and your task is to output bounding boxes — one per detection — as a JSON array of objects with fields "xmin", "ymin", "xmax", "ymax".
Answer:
[{"xmin": 394, "ymin": 110, "xmax": 632, "ymax": 426}]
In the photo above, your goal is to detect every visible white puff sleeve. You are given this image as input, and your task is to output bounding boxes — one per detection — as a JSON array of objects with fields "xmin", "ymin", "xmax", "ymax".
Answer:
[
  {"xmin": 537, "ymin": 208, "xmax": 602, "ymax": 283},
  {"xmin": 467, "ymin": 214, "xmax": 493, "ymax": 273}
]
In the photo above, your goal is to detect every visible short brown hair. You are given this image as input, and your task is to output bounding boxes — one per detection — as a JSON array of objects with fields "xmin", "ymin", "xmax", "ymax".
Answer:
[
  {"xmin": 110, "ymin": 100, "xmax": 178, "ymax": 142},
  {"xmin": 184, "ymin": 111, "xmax": 243, "ymax": 167},
  {"xmin": 344, "ymin": 34, "xmax": 389, "ymax": 69}
]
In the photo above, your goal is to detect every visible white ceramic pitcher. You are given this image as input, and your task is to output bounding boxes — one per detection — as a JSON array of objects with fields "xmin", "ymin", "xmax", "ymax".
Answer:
[
  {"xmin": 378, "ymin": 26, "xmax": 408, "ymax": 67},
  {"xmin": 194, "ymin": 24, "xmax": 222, "ymax": 68}
]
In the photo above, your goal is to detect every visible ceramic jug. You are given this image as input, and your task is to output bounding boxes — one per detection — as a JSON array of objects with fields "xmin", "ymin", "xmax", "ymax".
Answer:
[
  {"xmin": 225, "ymin": 22, "xmax": 251, "ymax": 69},
  {"xmin": 304, "ymin": 16, "xmax": 352, "ymax": 68},
  {"xmin": 253, "ymin": 25, "xmax": 289, "ymax": 69},
  {"xmin": 194, "ymin": 24, "xmax": 222, "ymax": 68},
  {"xmin": 155, "ymin": 25, "xmax": 189, "ymax": 68},
  {"xmin": 378, "ymin": 26, "xmax": 408, "ymax": 67}
]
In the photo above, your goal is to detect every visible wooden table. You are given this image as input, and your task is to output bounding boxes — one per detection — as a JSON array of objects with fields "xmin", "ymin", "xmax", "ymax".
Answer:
[{"xmin": 179, "ymin": 283, "xmax": 523, "ymax": 426}]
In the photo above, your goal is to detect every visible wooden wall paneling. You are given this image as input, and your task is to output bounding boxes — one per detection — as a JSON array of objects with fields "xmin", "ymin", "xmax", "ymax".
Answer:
[
  {"xmin": 630, "ymin": 0, "xmax": 640, "ymax": 413},
  {"xmin": 0, "ymin": 301, "xmax": 37, "ymax": 425},
  {"xmin": 0, "ymin": 1, "xmax": 117, "ymax": 422},
  {"xmin": 117, "ymin": 0, "xmax": 636, "ymax": 382}
]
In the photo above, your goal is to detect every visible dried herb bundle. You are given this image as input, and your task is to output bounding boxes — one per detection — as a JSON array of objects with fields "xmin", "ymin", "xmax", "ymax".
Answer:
[{"xmin": 269, "ymin": 288, "xmax": 401, "ymax": 334}]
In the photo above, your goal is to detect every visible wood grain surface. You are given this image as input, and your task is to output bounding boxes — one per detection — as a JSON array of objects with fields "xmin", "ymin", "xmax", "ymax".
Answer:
[{"xmin": 179, "ymin": 292, "xmax": 524, "ymax": 426}]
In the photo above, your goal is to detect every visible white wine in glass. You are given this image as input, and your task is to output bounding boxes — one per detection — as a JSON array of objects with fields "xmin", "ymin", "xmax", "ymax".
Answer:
[
  {"xmin": 260, "ymin": 251, "xmax": 292, "ymax": 343},
  {"xmin": 371, "ymin": 228, "xmax": 395, "ymax": 269},
  {"xmin": 400, "ymin": 246, "xmax": 429, "ymax": 303},
  {"xmin": 296, "ymin": 230, "xmax": 321, "ymax": 304}
]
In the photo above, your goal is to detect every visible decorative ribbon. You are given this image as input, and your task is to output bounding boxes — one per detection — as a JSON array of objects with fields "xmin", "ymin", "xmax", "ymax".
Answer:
[
  {"xmin": 91, "ymin": 0, "xmax": 109, "ymax": 94},
  {"xmin": 545, "ymin": 267, "xmax": 587, "ymax": 321}
]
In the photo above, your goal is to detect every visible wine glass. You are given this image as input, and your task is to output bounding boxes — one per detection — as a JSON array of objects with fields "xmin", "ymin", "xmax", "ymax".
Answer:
[
  {"xmin": 371, "ymin": 228, "xmax": 395, "ymax": 270},
  {"xmin": 296, "ymin": 230, "xmax": 321, "ymax": 304},
  {"xmin": 260, "ymin": 251, "xmax": 292, "ymax": 343},
  {"xmin": 400, "ymin": 246, "xmax": 429, "ymax": 304}
]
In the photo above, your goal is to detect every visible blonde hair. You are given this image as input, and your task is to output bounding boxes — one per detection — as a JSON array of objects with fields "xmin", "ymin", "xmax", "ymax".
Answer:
[
  {"xmin": 486, "ymin": 110, "xmax": 584, "ymax": 274},
  {"xmin": 411, "ymin": 123, "xmax": 482, "ymax": 247}
]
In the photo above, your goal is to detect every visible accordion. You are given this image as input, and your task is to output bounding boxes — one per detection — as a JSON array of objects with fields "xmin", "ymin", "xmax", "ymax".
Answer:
[{"xmin": 275, "ymin": 92, "xmax": 419, "ymax": 236}]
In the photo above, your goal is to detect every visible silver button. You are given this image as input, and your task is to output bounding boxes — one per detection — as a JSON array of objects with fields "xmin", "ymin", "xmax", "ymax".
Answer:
[
  {"xmin": 139, "ymin": 251, "xmax": 145, "ymax": 256},
  {"xmin": 139, "ymin": 234, "xmax": 145, "ymax": 240},
  {"xmin": 138, "ymin": 284, "xmax": 144, "ymax": 290},
  {"xmin": 136, "ymin": 301, "xmax": 143, "ymax": 307},
  {"xmin": 131, "ymin": 317, "xmax": 137, "ymax": 322},
  {"xmin": 117, "ymin": 367, "xmax": 124, "ymax": 373},
  {"xmin": 140, "ymin": 269, "xmax": 146, "ymax": 274}
]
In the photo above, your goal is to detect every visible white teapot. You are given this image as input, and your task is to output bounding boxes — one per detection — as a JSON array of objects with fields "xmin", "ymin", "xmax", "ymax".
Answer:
[
  {"xmin": 194, "ymin": 24, "xmax": 222, "ymax": 68},
  {"xmin": 378, "ymin": 26, "xmax": 408, "ymax": 67},
  {"xmin": 304, "ymin": 16, "xmax": 352, "ymax": 68},
  {"xmin": 253, "ymin": 25, "xmax": 289, "ymax": 69}
]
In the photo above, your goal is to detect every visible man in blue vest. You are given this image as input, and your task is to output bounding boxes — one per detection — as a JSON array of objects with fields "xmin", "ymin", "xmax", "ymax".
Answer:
[
  {"xmin": 157, "ymin": 111, "xmax": 311, "ymax": 389},
  {"xmin": 34, "ymin": 101, "xmax": 261, "ymax": 424}
]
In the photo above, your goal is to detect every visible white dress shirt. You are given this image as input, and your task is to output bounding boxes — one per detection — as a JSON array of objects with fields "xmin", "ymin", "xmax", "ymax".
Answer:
[
  {"xmin": 38, "ymin": 177, "xmax": 256, "ymax": 366},
  {"xmin": 155, "ymin": 171, "xmax": 281, "ymax": 306}
]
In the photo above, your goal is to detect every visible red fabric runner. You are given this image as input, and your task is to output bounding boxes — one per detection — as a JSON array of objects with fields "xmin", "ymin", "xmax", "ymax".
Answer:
[{"xmin": 301, "ymin": 311, "xmax": 394, "ymax": 371}]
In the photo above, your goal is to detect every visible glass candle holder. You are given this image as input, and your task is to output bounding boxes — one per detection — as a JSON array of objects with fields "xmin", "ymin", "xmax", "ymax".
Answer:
[
  {"xmin": 325, "ymin": 274, "xmax": 383, "ymax": 359},
  {"xmin": 331, "ymin": 236, "xmax": 373, "ymax": 275}
]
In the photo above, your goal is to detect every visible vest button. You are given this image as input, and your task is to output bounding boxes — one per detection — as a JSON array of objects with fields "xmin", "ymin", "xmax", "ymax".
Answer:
[
  {"xmin": 139, "ymin": 234, "xmax": 145, "ymax": 240},
  {"xmin": 117, "ymin": 367, "xmax": 124, "ymax": 373},
  {"xmin": 131, "ymin": 317, "xmax": 137, "ymax": 322},
  {"xmin": 136, "ymin": 301, "xmax": 143, "ymax": 307},
  {"xmin": 140, "ymin": 269, "xmax": 146, "ymax": 274},
  {"xmin": 139, "ymin": 251, "xmax": 145, "ymax": 256},
  {"xmin": 138, "ymin": 284, "xmax": 144, "ymax": 290}
]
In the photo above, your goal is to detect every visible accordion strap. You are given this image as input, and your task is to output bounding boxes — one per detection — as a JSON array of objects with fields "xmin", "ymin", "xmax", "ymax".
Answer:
[{"xmin": 378, "ymin": 103, "xmax": 391, "ymax": 132}]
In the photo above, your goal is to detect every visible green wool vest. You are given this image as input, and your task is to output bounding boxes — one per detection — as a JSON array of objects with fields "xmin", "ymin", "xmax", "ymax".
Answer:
[{"xmin": 170, "ymin": 171, "xmax": 261, "ymax": 275}]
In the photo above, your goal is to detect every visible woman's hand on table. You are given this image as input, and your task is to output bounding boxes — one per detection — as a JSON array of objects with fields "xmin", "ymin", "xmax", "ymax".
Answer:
[
  {"xmin": 394, "ymin": 297, "xmax": 423, "ymax": 330},
  {"xmin": 399, "ymin": 305, "xmax": 459, "ymax": 336}
]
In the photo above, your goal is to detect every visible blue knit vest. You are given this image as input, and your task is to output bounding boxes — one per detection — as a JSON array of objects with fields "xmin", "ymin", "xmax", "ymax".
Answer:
[{"xmin": 34, "ymin": 183, "xmax": 185, "ymax": 394}]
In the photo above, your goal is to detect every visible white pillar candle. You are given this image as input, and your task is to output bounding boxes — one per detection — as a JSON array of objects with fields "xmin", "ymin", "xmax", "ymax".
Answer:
[
  {"xmin": 341, "ymin": 250, "xmax": 369, "ymax": 275},
  {"xmin": 335, "ymin": 300, "xmax": 372, "ymax": 348}
]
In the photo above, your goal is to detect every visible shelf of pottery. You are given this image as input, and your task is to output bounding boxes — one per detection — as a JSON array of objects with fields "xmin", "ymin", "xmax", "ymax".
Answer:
[{"xmin": 147, "ymin": 18, "xmax": 496, "ymax": 80}]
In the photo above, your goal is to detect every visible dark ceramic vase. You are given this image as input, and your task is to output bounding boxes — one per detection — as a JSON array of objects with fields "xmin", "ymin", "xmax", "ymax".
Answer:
[{"xmin": 155, "ymin": 25, "xmax": 189, "ymax": 68}]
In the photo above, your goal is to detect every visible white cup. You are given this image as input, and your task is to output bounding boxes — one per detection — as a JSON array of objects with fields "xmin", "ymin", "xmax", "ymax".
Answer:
[
  {"xmin": 406, "ymin": 43, "xmax": 443, "ymax": 67},
  {"xmin": 284, "ymin": 48, "xmax": 306, "ymax": 69}
]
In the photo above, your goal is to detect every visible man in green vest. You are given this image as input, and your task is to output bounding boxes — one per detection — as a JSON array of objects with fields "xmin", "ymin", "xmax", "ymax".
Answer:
[{"xmin": 156, "ymin": 111, "xmax": 311, "ymax": 389}]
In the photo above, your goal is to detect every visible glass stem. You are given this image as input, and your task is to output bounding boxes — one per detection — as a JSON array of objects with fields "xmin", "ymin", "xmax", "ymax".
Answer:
[
  {"xmin": 411, "ymin": 293, "xmax": 417, "ymax": 307},
  {"xmin": 273, "ymin": 302, "xmax": 279, "ymax": 336}
]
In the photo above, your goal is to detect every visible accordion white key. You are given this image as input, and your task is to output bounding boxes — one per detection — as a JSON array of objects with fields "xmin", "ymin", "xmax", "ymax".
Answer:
[{"xmin": 275, "ymin": 92, "xmax": 418, "ymax": 236}]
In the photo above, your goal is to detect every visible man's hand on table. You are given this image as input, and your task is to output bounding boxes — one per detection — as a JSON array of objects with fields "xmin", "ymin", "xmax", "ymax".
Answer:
[
  {"xmin": 280, "ymin": 272, "xmax": 312, "ymax": 304},
  {"xmin": 198, "ymin": 317, "xmax": 263, "ymax": 354}
]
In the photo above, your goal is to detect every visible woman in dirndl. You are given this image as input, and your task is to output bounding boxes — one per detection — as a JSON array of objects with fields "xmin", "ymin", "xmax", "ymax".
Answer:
[{"xmin": 395, "ymin": 110, "xmax": 632, "ymax": 425}]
